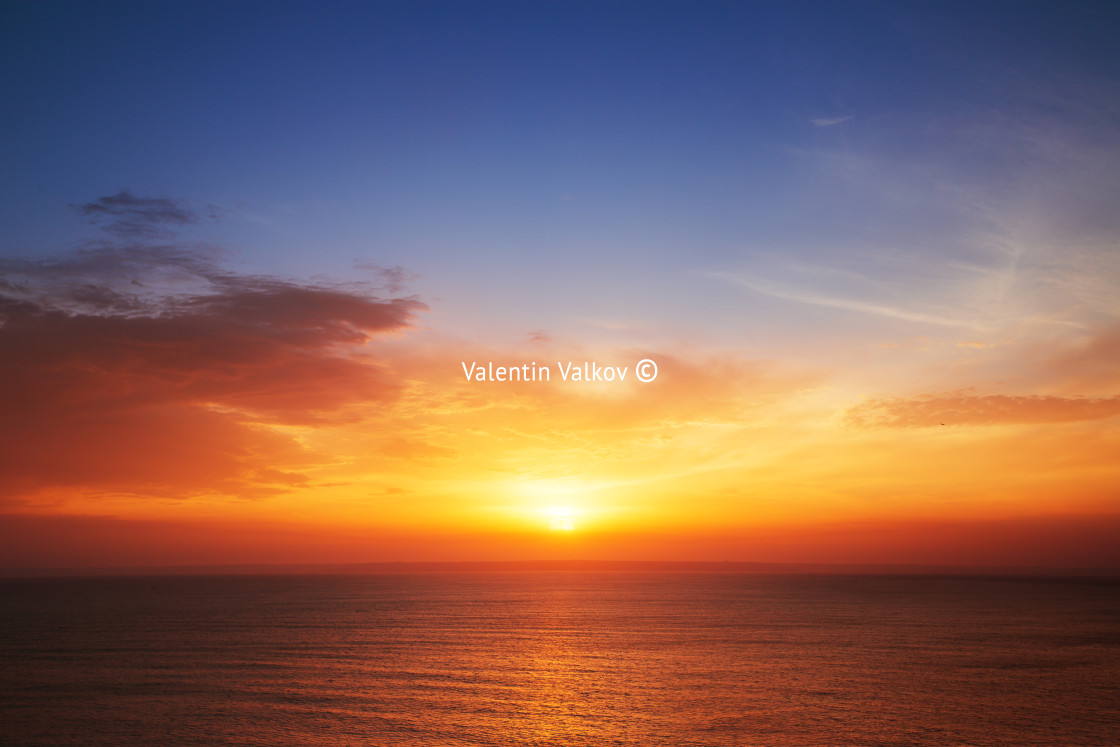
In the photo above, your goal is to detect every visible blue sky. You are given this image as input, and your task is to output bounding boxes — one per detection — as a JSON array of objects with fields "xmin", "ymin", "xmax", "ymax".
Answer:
[{"xmin": 3, "ymin": 1, "xmax": 1119, "ymax": 349}]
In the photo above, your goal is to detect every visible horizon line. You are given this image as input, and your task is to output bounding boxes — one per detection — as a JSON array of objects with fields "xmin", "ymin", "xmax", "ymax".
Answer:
[{"xmin": 3, "ymin": 559, "xmax": 1118, "ymax": 579}]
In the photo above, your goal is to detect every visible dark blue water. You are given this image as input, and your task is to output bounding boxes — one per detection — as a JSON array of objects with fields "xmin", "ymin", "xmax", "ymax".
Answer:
[{"xmin": 2, "ymin": 573, "xmax": 1119, "ymax": 745}]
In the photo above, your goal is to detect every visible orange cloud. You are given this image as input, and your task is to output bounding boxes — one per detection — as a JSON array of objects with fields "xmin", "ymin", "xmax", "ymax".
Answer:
[
  {"xmin": 0, "ymin": 249, "xmax": 424, "ymax": 505},
  {"xmin": 846, "ymin": 392, "xmax": 1120, "ymax": 428}
]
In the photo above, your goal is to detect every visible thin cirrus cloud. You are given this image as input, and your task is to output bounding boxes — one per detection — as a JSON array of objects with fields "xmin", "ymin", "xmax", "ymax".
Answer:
[
  {"xmin": 704, "ymin": 269, "xmax": 977, "ymax": 329},
  {"xmin": 811, "ymin": 116, "xmax": 853, "ymax": 127},
  {"xmin": 0, "ymin": 235, "xmax": 425, "ymax": 506}
]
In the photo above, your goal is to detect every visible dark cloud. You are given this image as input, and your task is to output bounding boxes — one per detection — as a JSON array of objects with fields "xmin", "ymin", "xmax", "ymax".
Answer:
[
  {"xmin": 0, "ymin": 245, "xmax": 426, "ymax": 503},
  {"xmin": 846, "ymin": 391, "xmax": 1120, "ymax": 428},
  {"xmin": 0, "ymin": 246, "xmax": 226, "ymax": 314},
  {"xmin": 72, "ymin": 191, "xmax": 204, "ymax": 238}
]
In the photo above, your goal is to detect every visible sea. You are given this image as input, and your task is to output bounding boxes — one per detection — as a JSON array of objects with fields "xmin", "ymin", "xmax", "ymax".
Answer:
[{"xmin": 2, "ymin": 572, "xmax": 1118, "ymax": 746}]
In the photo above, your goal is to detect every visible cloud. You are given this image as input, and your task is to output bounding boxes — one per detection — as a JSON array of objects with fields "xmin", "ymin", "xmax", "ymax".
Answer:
[
  {"xmin": 1044, "ymin": 323, "xmax": 1120, "ymax": 392},
  {"xmin": 71, "ymin": 191, "xmax": 209, "ymax": 238},
  {"xmin": 0, "ymin": 246, "xmax": 228, "ymax": 314},
  {"xmin": 846, "ymin": 391, "xmax": 1120, "ymax": 428},
  {"xmin": 353, "ymin": 262, "xmax": 419, "ymax": 294},
  {"xmin": 746, "ymin": 72, "xmax": 1120, "ymax": 350},
  {"xmin": 527, "ymin": 329, "xmax": 551, "ymax": 344},
  {"xmin": 0, "ymin": 246, "xmax": 425, "ymax": 504}
]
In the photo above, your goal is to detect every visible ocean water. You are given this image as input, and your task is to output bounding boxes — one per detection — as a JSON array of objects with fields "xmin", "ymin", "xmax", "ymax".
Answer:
[{"xmin": 2, "ymin": 573, "xmax": 1118, "ymax": 746}]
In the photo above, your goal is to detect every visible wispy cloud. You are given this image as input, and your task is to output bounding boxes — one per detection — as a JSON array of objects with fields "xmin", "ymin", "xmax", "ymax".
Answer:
[
  {"xmin": 811, "ymin": 116, "xmax": 853, "ymax": 127},
  {"xmin": 527, "ymin": 329, "xmax": 551, "ymax": 344},
  {"xmin": 353, "ymin": 263, "xmax": 419, "ymax": 294},
  {"xmin": 705, "ymin": 269, "xmax": 978, "ymax": 329},
  {"xmin": 737, "ymin": 81, "xmax": 1120, "ymax": 343},
  {"xmin": 71, "ymin": 191, "xmax": 218, "ymax": 238}
]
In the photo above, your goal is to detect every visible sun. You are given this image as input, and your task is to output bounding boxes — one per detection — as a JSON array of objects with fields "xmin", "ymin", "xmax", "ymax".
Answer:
[
  {"xmin": 542, "ymin": 505, "xmax": 577, "ymax": 531},
  {"xmin": 516, "ymin": 479, "xmax": 589, "ymax": 532}
]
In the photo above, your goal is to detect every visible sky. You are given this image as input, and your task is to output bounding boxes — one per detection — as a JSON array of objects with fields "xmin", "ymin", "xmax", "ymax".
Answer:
[{"xmin": 2, "ymin": 1, "xmax": 1119, "ymax": 570}]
